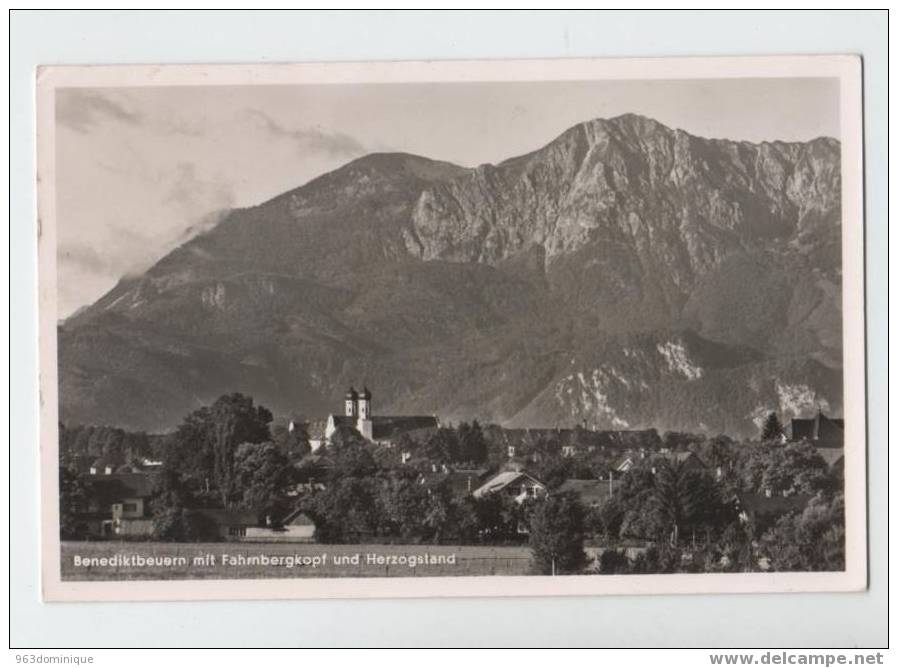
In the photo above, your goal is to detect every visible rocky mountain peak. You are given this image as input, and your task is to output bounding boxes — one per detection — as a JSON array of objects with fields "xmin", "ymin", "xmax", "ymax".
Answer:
[{"xmin": 58, "ymin": 114, "xmax": 843, "ymax": 436}]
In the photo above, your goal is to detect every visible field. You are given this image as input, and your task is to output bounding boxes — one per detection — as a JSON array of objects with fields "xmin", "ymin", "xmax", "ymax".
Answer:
[{"xmin": 60, "ymin": 541, "xmax": 534, "ymax": 580}]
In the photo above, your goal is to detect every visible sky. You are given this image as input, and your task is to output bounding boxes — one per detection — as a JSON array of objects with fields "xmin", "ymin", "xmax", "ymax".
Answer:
[{"xmin": 54, "ymin": 77, "xmax": 840, "ymax": 317}]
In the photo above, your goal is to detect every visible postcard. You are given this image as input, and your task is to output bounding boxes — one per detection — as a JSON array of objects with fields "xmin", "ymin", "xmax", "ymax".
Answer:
[{"xmin": 36, "ymin": 55, "xmax": 866, "ymax": 601}]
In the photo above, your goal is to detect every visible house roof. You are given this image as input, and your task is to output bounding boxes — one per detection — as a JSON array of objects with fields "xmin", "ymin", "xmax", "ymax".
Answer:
[
  {"xmin": 423, "ymin": 468, "xmax": 490, "ymax": 495},
  {"xmin": 193, "ymin": 508, "xmax": 258, "ymax": 526},
  {"xmin": 282, "ymin": 509, "xmax": 316, "ymax": 526},
  {"xmin": 306, "ymin": 419, "xmax": 328, "ymax": 441},
  {"xmin": 816, "ymin": 448, "xmax": 845, "ymax": 468},
  {"xmin": 496, "ymin": 427, "xmax": 661, "ymax": 451},
  {"xmin": 90, "ymin": 455, "xmax": 117, "ymax": 469},
  {"xmin": 790, "ymin": 412, "xmax": 844, "ymax": 443},
  {"xmin": 370, "ymin": 416, "xmax": 440, "ymax": 441},
  {"xmin": 559, "ymin": 478, "xmax": 610, "ymax": 505},
  {"xmin": 737, "ymin": 493, "xmax": 812, "ymax": 517},
  {"xmin": 472, "ymin": 471, "xmax": 544, "ymax": 498},
  {"xmin": 654, "ymin": 450, "xmax": 707, "ymax": 468},
  {"xmin": 90, "ymin": 472, "xmax": 155, "ymax": 499},
  {"xmin": 615, "ymin": 455, "xmax": 639, "ymax": 471}
]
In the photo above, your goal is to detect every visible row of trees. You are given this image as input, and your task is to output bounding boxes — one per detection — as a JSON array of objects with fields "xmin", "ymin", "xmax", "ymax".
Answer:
[
  {"xmin": 60, "ymin": 393, "xmax": 845, "ymax": 574},
  {"xmin": 58, "ymin": 424, "xmax": 160, "ymax": 469},
  {"xmin": 593, "ymin": 492, "xmax": 845, "ymax": 574},
  {"xmin": 302, "ymin": 427, "xmax": 527, "ymax": 544}
]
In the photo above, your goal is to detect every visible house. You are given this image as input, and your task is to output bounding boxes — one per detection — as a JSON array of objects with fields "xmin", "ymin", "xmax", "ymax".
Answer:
[
  {"xmin": 558, "ymin": 478, "xmax": 612, "ymax": 507},
  {"xmin": 651, "ymin": 450, "xmax": 707, "ymax": 474},
  {"xmin": 420, "ymin": 467, "xmax": 491, "ymax": 496},
  {"xmin": 193, "ymin": 509, "xmax": 259, "ymax": 539},
  {"xmin": 89, "ymin": 455, "xmax": 116, "ymax": 476},
  {"xmin": 614, "ymin": 449, "xmax": 648, "ymax": 472},
  {"xmin": 279, "ymin": 510, "xmax": 316, "ymax": 541},
  {"xmin": 790, "ymin": 411, "xmax": 844, "ymax": 449},
  {"xmin": 306, "ymin": 419, "xmax": 330, "ymax": 452},
  {"xmin": 81, "ymin": 472, "xmax": 155, "ymax": 537},
  {"xmin": 305, "ymin": 387, "xmax": 440, "ymax": 451},
  {"xmin": 243, "ymin": 509, "xmax": 317, "ymax": 542},
  {"xmin": 492, "ymin": 427, "xmax": 661, "ymax": 461},
  {"xmin": 735, "ymin": 492, "xmax": 812, "ymax": 530},
  {"xmin": 472, "ymin": 470, "xmax": 546, "ymax": 503},
  {"xmin": 615, "ymin": 455, "xmax": 638, "ymax": 472}
]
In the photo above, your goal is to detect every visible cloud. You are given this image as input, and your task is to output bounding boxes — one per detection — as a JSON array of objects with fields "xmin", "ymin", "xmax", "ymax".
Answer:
[
  {"xmin": 56, "ymin": 89, "xmax": 203, "ymax": 136},
  {"xmin": 242, "ymin": 108, "xmax": 366, "ymax": 157},
  {"xmin": 164, "ymin": 162, "xmax": 235, "ymax": 231},
  {"xmin": 56, "ymin": 90, "xmax": 142, "ymax": 133},
  {"xmin": 58, "ymin": 243, "xmax": 110, "ymax": 274}
]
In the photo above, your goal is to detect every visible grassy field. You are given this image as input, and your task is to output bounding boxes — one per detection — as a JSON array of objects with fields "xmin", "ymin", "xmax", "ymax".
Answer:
[{"xmin": 60, "ymin": 541, "xmax": 534, "ymax": 580}]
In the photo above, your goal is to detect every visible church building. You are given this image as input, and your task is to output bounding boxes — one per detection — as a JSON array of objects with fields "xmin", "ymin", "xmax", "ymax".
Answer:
[{"xmin": 306, "ymin": 387, "xmax": 440, "ymax": 451}]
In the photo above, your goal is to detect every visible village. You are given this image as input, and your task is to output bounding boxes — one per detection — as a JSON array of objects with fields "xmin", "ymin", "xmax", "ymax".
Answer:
[{"xmin": 58, "ymin": 387, "xmax": 847, "ymax": 575}]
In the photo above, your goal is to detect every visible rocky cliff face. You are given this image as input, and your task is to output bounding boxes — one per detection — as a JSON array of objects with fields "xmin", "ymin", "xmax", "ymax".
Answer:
[
  {"xmin": 59, "ymin": 115, "xmax": 843, "ymax": 437},
  {"xmin": 409, "ymin": 114, "xmax": 840, "ymax": 320}
]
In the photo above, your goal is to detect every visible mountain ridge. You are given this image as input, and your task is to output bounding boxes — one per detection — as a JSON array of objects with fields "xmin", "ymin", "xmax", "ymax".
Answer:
[{"xmin": 59, "ymin": 114, "xmax": 843, "ymax": 437}]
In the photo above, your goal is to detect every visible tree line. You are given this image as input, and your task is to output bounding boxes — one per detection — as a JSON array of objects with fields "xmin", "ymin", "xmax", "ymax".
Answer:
[{"xmin": 59, "ymin": 395, "xmax": 845, "ymax": 574}]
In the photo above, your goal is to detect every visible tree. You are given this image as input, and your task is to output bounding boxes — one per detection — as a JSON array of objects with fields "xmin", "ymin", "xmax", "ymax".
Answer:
[
  {"xmin": 738, "ymin": 441, "xmax": 834, "ymax": 497},
  {"xmin": 759, "ymin": 493, "xmax": 845, "ymax": 571},
  {"xmin": 272, "ymin": 424, "xmax": 311, "ymax": 463},
  {"xmin": 307, "ymin": 477, "xmax": 379, "ymax": 543},
  {"xmin": 456, "ymin": 421, "xmax": 488, "ymax": 464},
  {"xmin": 761, "ymin": 412, "xmax": 785, "ymax": 442},
  {"xmin": 327, "ymin": 426, "xmax": 378, "ymax": 479},
  {"xmin": 529, "ymin": 492, "xmax": 587, "ymax": 574},
  {"xmin": 234, "ymin": 442, "xmax": 295, "ymax": 519},
  {"xmin": 594, "ymin": 496, "xmax": 625, "ymax": 541},
  {"xmin": 150, "ymin": 468, "xmax": 216, "ymax": 541},
  {"xmin": 376, "ymin": 475, "xmax": 431, "ymax": 540},
  {"xmin": 425, "ymin": 429, "xmax": 458, "ymax": 464},
  {"xmin": 468, "ymin": 493, "xmax": 522, "ymax": 543},
  {"xmin": 710, "ymin": 522, "xmax": 756, "ymax": 573},
  {"xmin": 653, "ymin": 459, "xmax": 730, "ymax": 545},
  {"xmin": 617, "ymin": 458, "xmax": 730, "ymax": 544},
  {"xmin": 164, "ymin": 393, "xmax": 273, "ymax": 507},
  {"xmin": 59, "ymin": 464, "xmax": 89, "ymax": 539}
]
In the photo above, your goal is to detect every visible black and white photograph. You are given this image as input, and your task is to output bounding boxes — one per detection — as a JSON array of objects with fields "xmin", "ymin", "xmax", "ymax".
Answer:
[{"xmin": 35, "ymin": 55, "xmax": 866, "ymax": 601}]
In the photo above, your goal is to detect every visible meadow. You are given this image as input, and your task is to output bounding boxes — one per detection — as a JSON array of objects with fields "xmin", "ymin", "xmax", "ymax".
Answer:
[{"xmin": 60, "ymin": 541, "xmax": 534, "ymax": 580}]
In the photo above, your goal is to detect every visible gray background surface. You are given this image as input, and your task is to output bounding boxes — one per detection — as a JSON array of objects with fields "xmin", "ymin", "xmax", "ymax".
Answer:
[{"xmin": 10, "ymin": 9, "xmax": 887, "ymax": 648}]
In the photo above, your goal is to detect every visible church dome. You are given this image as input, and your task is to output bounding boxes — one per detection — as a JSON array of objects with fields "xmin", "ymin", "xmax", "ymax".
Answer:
[
  {"xmin": 360, "ymin": 386, "xmax": 372, "ymax": 400},
  {"xmin": 345, "ymin": 387, "xmax": 358, "ymax": 399}
]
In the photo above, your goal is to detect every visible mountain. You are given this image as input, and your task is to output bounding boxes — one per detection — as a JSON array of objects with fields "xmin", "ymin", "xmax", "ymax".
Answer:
[{"xmin": 58, "ymin": 114, "xmax": 843, "ymax": 438}]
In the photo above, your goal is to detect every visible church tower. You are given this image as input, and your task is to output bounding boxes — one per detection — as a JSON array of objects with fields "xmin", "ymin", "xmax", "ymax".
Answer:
[
  {"xmin": 344, "ymin": 387, "xmax": 358, "ymax": 417},
  {"xmin": 356, "ymin": 386, "xmax": 373, "ymax": 440},
  {"xmin": 358, "ymin": 386, "xmax": 372, "ymax": 420}
]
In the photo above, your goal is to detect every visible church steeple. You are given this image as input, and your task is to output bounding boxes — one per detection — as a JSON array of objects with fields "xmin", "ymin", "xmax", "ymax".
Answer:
[
  {"xmin": 344, "ymin": 387, "xmax": 358, "ymax": 417},
  {"xmin": 358, "ymin": 386, "xmax": 372, "ymax": 420}
]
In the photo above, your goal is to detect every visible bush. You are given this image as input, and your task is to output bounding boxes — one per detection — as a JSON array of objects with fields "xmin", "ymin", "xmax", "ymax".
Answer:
[{"xmin": 598, "ymin": 548, "xmax": 630, "ymax": 574}]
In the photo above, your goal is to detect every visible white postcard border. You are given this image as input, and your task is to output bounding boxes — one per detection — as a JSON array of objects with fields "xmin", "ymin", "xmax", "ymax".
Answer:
[{"xmin": 36, "ymin": 54, "xmax": 867, "ymax": 602}]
